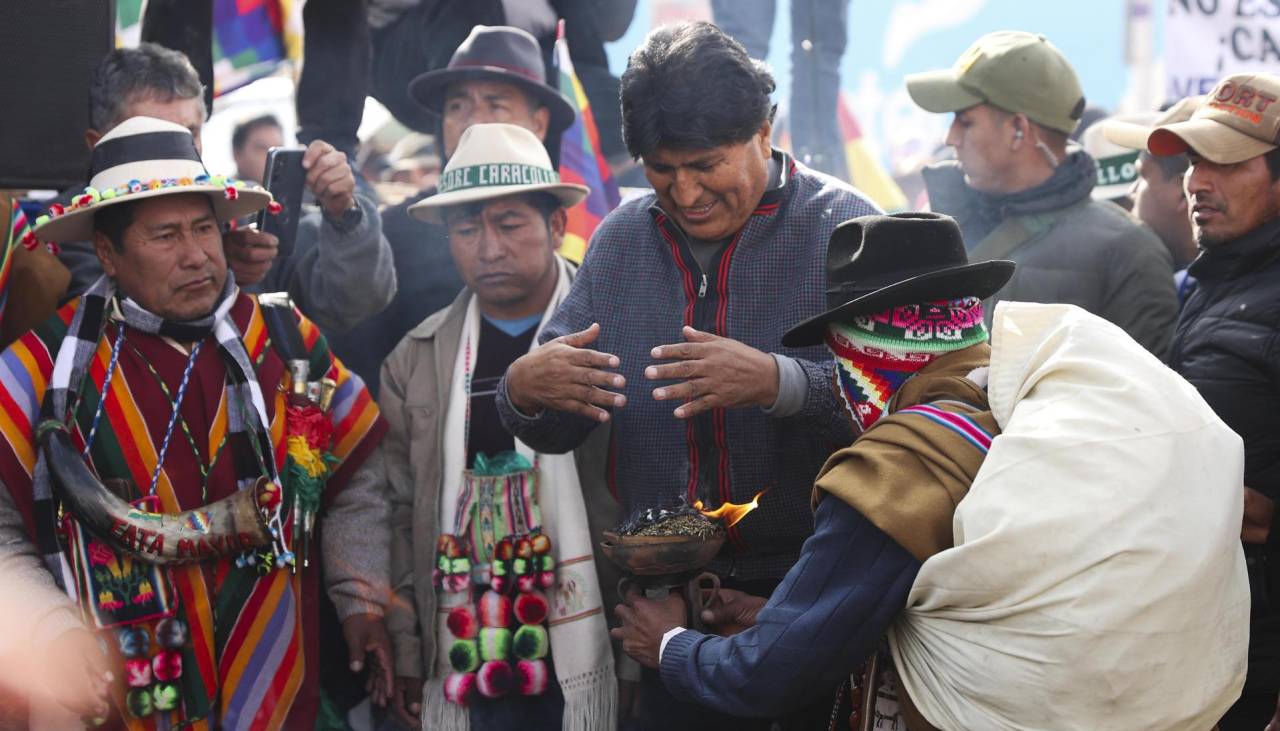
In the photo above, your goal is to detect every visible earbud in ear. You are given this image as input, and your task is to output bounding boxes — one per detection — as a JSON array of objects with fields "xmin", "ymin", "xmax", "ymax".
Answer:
[{"xmin": 1014, "ymin": 129, "xmax": 1024, "ymax": 142}]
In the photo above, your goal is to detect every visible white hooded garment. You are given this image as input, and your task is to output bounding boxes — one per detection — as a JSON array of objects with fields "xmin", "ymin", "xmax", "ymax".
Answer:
[{"xmin": 890, "ymin": 302, "xmax": 1251, "ymax": 731}]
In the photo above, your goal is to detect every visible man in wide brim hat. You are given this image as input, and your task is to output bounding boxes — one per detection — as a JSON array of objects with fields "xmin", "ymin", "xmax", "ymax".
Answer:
[
  {"xmin": 4, "ymin": 115, "xmax": 394, "ymax": 727},
  {"xmin": 380, "ymin": 123, "xmax": 618, "ymax": 729},
  {"xmin": 408, "ymin": 25, "xmax": 577, "ymax": 146},
  {"xmin": 782, "ymin": 212, "xmax": 1014, "ymax": 347},
  {"xmin": 614, "ymin": 212, "xmax": 1014, "ymax": 730}
]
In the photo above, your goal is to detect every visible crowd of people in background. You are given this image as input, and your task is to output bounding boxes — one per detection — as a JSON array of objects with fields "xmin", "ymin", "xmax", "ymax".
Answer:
[{"xmin": 0, "ymin": 4, "xmax": 1278, "ymax": 731}]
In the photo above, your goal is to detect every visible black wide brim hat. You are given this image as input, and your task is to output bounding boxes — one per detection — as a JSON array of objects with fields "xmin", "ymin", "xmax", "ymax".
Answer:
[
  {"xmin": 781, "ymin": 213, "xmax": 1015, "ymax": 348},
  {"xmin": 407, "ymin": 26, "xmax": 577, "ymax": 137}
]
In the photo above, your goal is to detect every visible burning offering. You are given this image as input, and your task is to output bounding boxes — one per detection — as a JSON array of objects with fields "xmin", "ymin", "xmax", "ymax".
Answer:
[
  {"xmin": 614, "ymin": 490, "xmax": 767, "ymax": 538},
  {"xmin": 615, "ymin": 497, "xmax": 722, "ymax": 539}
]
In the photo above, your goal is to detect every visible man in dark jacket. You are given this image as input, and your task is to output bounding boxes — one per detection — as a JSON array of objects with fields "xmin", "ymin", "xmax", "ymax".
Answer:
[
  {"xmin": 329, "ymin": 26, "xmax": 576, "ymax": 394},
  {"xmin": 907, "ymin": 31, "xmax": 1178, "ymax": 357},
  {"xmin": 498, "ymin": 21, "xmax": 878, "ymax": 729},
  {"xmin": 1149, "ymin": 72, "xmax": 1280, "ymax": 731}
]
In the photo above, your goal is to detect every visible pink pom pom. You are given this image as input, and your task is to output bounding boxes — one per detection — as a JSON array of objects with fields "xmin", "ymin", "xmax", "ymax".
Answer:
[
  {"xmin": 444, "ymin": 574, "xmax": 469, "ymax": 593},
  {"xmin": 124, "ymin": 658, "xmax": 152, "ymax": 688},
  {"xmin": 538, "ymin": 571, "xmax": 556, "ymax": 590},
  {"xmin": 443, "ymin": 672, "xmax": 476, "ymax": 705},
  {"xmin": 516, "ymin": 659, "xmax": 549, "ymax": 696},
  {"xmin": 478, "ymin": 591, "xmax": 511, "ymax": 628},
  {"xmin": 517, "ymin": 574, "xmax": 536, "ymax": 593},
  {"xmin": 447, "ymin": 606, "xmax": 478, "ymax": 639},
  {"xmin": 152, "ymin": 650, "xmax": 182, "ymax": 682},
  {"xmin": 224, "ymin": 186, "xmax": 239, "ymax": 201},
  {"xmin": 513, "ymin": 591, "xmax": 549, "ymax": 626},
  {"xmin": 476, "ymin": 660, "xmax": 512, "ymax": 699}
]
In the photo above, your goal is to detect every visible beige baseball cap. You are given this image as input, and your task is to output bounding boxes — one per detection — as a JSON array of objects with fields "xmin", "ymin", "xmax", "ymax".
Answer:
[
  {"xmin": 1148, "ymin": 75, "xmax": 1280, "ymax": 164},
  {"xmin": 1102, "ymin": 96, "xmax": 1201, "ymax": 151},
  {"xmin": 906, "ymin": 30, "xmax": 1085, "ymax": 135}
]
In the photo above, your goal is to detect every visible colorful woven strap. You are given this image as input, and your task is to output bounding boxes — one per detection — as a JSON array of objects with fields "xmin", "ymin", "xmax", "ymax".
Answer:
[{"xmin": 895, "ymin": 403, "xmax": 993, "ymax": 453}]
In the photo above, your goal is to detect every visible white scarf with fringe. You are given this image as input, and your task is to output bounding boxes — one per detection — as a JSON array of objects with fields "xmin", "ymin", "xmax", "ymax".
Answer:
[{"xmin": 425, "ymin": 255, "xmax": 616, "ymax": 731}]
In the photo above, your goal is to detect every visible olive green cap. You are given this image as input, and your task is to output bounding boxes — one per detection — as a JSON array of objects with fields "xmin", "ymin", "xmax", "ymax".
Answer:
[{"xmin": 906, "ymin": 31, "xmax": 1086, "ymax": 135}]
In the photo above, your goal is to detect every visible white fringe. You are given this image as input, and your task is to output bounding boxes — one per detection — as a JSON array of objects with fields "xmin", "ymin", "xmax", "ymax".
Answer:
[
  {"xmin": 422, "ymin": 678, "xmax": 471, "ymax": 731},
  {"xmin": 419, "ymin": 663, "xmax": 617, "ymax": 731},
  {"xmin": 560, "ymin": 662, "xmax": 618, "ymax": 731}
]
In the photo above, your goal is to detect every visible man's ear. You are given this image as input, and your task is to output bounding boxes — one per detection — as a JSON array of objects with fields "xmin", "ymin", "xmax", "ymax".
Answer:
[
  {"xmin": 531, "ymin": 106, "xmax": 551, "ymax": 142},
  {"xmin": 92, "ymin": 231, "xmax": 119, "ymax": 278},
  {"xmin": 757, "ymin": 119, "xmax": 773, "ymax": 157},
  {"xmin": 84, "ymin": 129, "xmax": 102, "ymax": 150},
  {"xmin": 548, "ymin": 207, "xmax": 568, "ymax": 242}
]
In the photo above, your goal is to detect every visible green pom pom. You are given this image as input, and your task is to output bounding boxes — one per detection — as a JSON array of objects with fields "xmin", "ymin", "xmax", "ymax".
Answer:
[
  {"xmin": 438, "ymin": 554, "xmax": 451, "ymax": 571},
  {"xmin": 513, "ymin": 557, "xmax": 530, "ymax": 575},
  {"xmin": 126, "ymin": 687, "xmax": 153, "ymax": 717},
  {"xmin": 211, "ymin": 175, "xmax": 227, "ymax": 187},
  {"xmin": 479, "ymin": 627, "xmax": 511, "ymax": 661},
  {"xmin": 234, "ymin": 180, "xmax": 247, "ymax": 189},
  {"xmin": 539, "ymin": 555, "xmax": 555, "ymax": 571},
  {"xmin": 491, "ymin": 561, "xmax": 508, "ymax": 576},
  {"xmin": 450, "ymin": 638, "xmax": 481, "ymax": 673},
  {"xmin": 35, "ymin": 215, "xmax": 49, "ymax": 227},
  {"xmin": 101, "ymin": 187, "xmax": 117, "ymax": 200},
  {"xmin": 152, "ymin": 682, "xmax": 180, "ymax": 711},
  {"xmin": 451, "ymin": 557, "xmax": 472, "ymax": 573},
  {"xmin": 513, "ymin": 624, "xmax": 549, "ymax": 660}
]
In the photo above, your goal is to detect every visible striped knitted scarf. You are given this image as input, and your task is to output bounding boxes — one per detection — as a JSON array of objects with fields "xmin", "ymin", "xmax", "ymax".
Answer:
[{"xmin": 826, "ymin": 297, "xmax": 988, "ymax": 432}]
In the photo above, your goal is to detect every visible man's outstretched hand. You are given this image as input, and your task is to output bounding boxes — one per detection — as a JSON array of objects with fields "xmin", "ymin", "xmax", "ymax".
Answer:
[
  {"xmin": 506, "ymin": 323, "xmax": 627, "ymax": 422},
  {"xmin": 647, "ymin": 327, "xmax": 779, "ymax": 419}
]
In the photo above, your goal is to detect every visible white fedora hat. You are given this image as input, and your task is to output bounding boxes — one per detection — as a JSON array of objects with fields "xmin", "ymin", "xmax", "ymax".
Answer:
[
  {"xmin": 408, "ymin": 123, "xmax": 589, "ymax": 224},
  {"xmin": 33, "ymin": 116, "xmax": 273, "ymax": 243}
]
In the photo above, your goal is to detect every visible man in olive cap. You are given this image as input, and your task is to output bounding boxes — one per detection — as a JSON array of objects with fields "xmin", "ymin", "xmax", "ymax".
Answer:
[
  {"xmin": 1147, "ymin": 73, "xmax": 1280, "ymax": 731},
  {"xmin": 907, "ymin": 30, "xmax": 1178, "ymax": 358}
]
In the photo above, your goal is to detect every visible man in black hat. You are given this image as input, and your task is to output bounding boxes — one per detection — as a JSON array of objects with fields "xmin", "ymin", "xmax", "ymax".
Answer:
[
  {"xmin": 613, "ymin": 212, "xmax": 1013, "ymax": 729},
  {"xmin": 329, "ymin": 25, "xmax": 578, "ymax": 396}
]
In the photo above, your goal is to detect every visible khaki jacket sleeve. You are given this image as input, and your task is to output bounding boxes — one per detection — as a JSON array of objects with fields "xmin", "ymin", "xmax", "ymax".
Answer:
[{"xmin": 378, "ymin": 349, "xmax": 425, "ymax": 679}]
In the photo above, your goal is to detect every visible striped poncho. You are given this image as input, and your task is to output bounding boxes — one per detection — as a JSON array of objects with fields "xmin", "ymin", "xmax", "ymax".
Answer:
[{"xmin": 0, "ymin": 292, "xmax": 386, "ymax": 730}]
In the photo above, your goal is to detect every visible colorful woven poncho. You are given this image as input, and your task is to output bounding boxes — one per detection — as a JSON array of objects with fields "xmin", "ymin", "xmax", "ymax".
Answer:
[{"xmin": 0, "ymin": 293, "xmax": 386, "ymax": 730}]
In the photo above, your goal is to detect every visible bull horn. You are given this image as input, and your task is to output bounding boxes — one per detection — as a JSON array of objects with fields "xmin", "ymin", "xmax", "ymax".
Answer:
[{"xmin": 39, "ymin": 421, "xmax": 274, "ymax": 564}]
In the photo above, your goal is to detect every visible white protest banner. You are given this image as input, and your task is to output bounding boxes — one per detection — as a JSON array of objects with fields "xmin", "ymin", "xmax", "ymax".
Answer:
[{"xmin": 1166, "ymin": 0, "xmax": 1280, "ymax": 100}]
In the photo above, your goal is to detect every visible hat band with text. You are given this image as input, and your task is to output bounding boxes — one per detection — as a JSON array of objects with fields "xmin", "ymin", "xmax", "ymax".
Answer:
[
  {"xmin": 438, "ymin": 163, "xmax": 561, "ymax": 195},
  {"xmin": 1095, "ymin": 151, "xmax": 1139, "ymax": 188}
]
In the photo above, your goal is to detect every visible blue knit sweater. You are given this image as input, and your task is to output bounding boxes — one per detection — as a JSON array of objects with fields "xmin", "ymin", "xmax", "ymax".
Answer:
[{"xmin": 497, "ymin": 152, "xmax": 880, "ymax": 580}]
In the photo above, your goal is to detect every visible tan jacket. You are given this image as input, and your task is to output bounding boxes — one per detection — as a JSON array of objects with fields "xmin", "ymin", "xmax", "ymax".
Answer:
[{"xmin": 378, "ymin": 287, "xmax": 620, "ymax": 679}]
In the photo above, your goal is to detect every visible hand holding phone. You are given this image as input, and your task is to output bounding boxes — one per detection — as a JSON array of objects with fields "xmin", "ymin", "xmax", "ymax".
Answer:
[
  {"xmin": 258, "ymin": 146, "xmax": 306, "ymax": 259},
  {"xmin": 302, "ymin": 140, "xmax": 357, "ymax": 219}
]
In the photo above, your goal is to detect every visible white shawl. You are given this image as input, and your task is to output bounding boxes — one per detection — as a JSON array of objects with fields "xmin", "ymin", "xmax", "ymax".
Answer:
[{"xmin": 891, "ymin": 302, "xmax": 1250, "ymax": 731}]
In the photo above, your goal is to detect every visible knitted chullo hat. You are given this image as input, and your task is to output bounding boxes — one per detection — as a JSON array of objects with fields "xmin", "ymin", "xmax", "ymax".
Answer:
[{"xmin": 827, "ymin": 297, "xmax": 989, "ymax": 430}]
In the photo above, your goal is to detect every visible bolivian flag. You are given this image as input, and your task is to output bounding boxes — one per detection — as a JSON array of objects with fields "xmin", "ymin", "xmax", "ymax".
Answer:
[{"xmin": 555, "ymin": 21, "xmax": 621, "ymax": 263}]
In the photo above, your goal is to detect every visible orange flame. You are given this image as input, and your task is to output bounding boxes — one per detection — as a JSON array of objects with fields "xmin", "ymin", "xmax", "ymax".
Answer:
[{"xmin": 694, "ymin": 490, "xmax": 766, "ymax": 528}]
